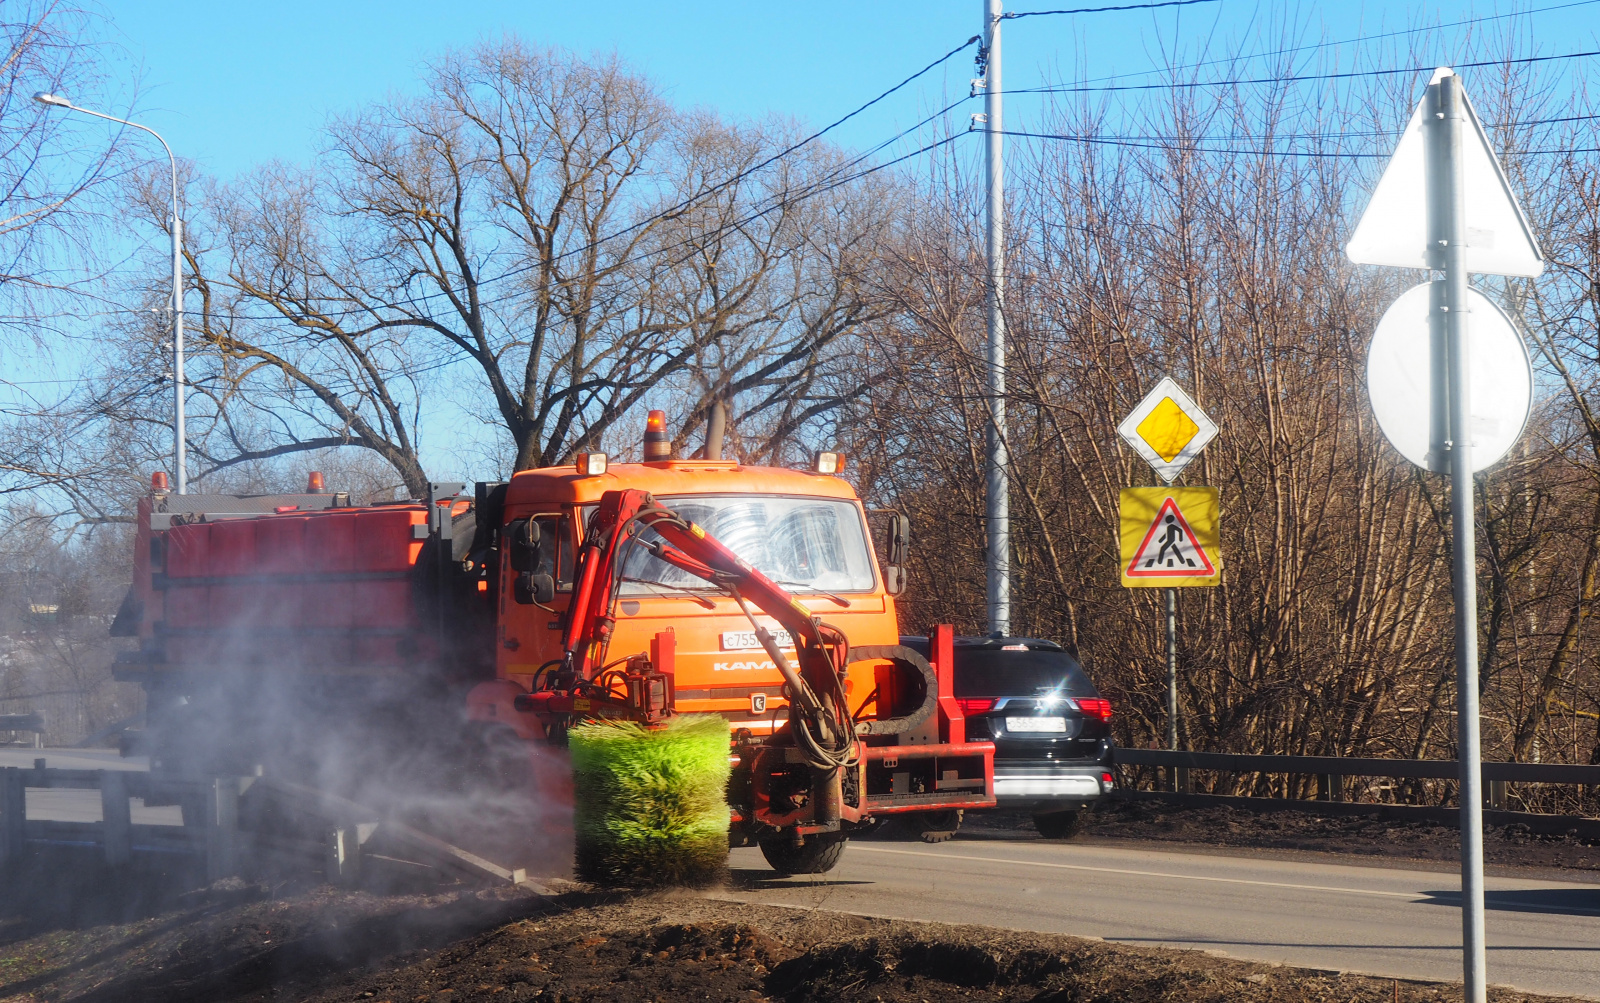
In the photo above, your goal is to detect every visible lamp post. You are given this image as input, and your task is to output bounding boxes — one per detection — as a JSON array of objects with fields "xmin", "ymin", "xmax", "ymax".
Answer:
[{"xmin": 34, "ymin": 92, "xmax": 186, "ymax": 494}]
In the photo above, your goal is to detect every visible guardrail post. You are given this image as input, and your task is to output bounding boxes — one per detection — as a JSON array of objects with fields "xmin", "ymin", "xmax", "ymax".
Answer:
[
  {"xmin": 1175, "ymin": 766, "xmax": 1191, "ymax": 794},
  {"xmin": 1487, "ymin": 779, "xmax": 1506, "ymax": 811},
  {"xmin": 1318, "ymin": 773, "xmax": 1345, "ymax": 802},
  {"xmin": 206, "ymin": 777, "xmax": 239, "ymax": 882},
  {"xmin": 100, "ymin": 771, "xmax": 132, "ymax": 866},
  {"xmin": 329, "ymin": 825, "xmax": 362, "ymax": 885},
  {"xmin": 0, "ymin": 768, "xmax": 24, "ymax": 864}
]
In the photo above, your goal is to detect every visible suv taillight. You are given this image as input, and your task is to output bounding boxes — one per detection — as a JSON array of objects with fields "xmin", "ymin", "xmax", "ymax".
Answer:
[
  {"xmin": 1076, "ymin": 698, "xmax": 1113, "ymax": 721},
  {"xmin": 956, "ymin": 698, "xmax": 996, "ymax": 715}
]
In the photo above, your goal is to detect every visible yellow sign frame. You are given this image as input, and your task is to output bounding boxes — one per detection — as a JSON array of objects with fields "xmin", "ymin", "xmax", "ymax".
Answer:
[{"xmin": 1119, "ymin": 487, "xmax": 1221, "ymax": 588}]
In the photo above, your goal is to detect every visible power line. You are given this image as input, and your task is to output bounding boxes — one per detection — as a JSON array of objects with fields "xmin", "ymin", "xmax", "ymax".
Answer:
[
  {"xmin": 1003, "ymin": 0, "xmax": 1218, "ymax": 18},
  {"xmin": 997, "ymin": 111, "xmax": 1600, "ymax": 146},
  {"xmin": 995, "ymin": 127, "xmax": 1600, "ymax": 159},
  {"xmin": 1006, "ymin": 48, "xmax": 1600, "ymax": 95},
  {"xmin": 1030, "ymin": 0, "xmax": 1600, "ymax": 90}
]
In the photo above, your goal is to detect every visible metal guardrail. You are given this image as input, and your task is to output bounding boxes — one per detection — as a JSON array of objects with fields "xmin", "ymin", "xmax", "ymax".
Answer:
[
  {"xmin": 1113, "ymin": 748, "xmax": 1600, "ymax": 786},
  {"xmin": 0, "ymin": 762, "xmax": 533, "ymax": 888},
  {"xmin": 0, "ymin": 713, "xmax": 44, "ymax": 748}
]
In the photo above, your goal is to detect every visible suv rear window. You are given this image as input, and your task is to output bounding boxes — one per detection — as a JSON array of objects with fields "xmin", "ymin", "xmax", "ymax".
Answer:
[{"xmin": 953, "ymin": 648, "xmax": 1099, "ymax": 699}]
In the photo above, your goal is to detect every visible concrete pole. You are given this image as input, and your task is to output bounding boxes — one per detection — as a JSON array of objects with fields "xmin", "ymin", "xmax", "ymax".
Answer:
[
  {"xmin": 983, "ymin": 0, "xmax": 1010, "ymax": 635},
  {"xmin": 1429, "ymin": 71, "xmax": 1488, "ymax": 1003}
]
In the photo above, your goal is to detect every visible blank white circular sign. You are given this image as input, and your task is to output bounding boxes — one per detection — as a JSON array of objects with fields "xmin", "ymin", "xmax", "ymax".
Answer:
[{"xmin": 1366, "ymin": 282, "xmax": 1532, "ymax": 474}]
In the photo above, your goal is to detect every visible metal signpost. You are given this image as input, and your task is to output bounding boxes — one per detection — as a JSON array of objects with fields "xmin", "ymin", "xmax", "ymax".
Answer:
[
  {"xmin": 1117, "ymin": 378, "xmax": 1221, "ymax": 753},
  {"xmin": 1347, "ymin": 67, "xmax": 1543, "ymax": 1003}
]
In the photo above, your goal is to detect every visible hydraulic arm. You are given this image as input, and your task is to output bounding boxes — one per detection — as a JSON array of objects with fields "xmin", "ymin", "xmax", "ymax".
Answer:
[{"xmin": 547, "ymin": 489, "xmax": 857, "ymax": 771}]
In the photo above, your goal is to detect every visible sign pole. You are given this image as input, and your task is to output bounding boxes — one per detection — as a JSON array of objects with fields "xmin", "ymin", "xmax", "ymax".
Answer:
[
  {"xmin": 1429, "ymin": 71, "xmax": 1488, "ymax": 1003},
  {"xmin": 1164, "ymin": 587, "xmax": 1178, "ymax": 754}
]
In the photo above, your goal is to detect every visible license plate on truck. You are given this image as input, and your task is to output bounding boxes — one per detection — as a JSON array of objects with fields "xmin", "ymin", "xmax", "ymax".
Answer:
[
  {"xmin": 720, "ymin": 629, "xmax": 793, "ymax": 651},
  {"xmin": 1006, "ymin": 716, "xmax": 1067, "ymax": 733}
]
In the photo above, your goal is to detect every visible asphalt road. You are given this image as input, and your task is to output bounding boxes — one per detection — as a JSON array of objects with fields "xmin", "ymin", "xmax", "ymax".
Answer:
[{"xmin": 721, "ymin": 833, "xmax": 1600, "ymax": 1000}]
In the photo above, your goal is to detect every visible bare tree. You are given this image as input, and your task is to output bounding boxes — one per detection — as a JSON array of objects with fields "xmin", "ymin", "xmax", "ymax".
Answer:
[
  {"xmin": 69, "ymin": 38, "xmax": 895, "ymax": 500},
  {"xmin": 0, "ymin": 0, "xmax": 128, "ymax": 331}
]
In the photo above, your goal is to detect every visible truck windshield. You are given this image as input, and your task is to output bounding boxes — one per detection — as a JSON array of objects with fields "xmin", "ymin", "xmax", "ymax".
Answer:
[{"xmin": 615, "ymin": 495, "xmax": 876, "ymax": 595}]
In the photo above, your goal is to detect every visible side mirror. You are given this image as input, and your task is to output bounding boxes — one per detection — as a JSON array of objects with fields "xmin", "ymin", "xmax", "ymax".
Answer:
[
  {"xmin": 884, "ymin": 513, "xmax": 910, "ymax": 596},
  {"xmin": 508, "ymin": 518, "xmax": 541, "ymax": 573},
  {"xmin": 515, "ymin": 572, "xmax": 556, "ymax": 605}
]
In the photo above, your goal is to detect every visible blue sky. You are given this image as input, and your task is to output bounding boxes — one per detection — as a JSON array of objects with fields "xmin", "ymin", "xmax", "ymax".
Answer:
[
  {"xmin": 102, "ymin": 1, "xmax": 1600, "ymax": 183},
  {"xmin": 10, "ymin": 1, "xmax": 1600, "ymax": 480}
]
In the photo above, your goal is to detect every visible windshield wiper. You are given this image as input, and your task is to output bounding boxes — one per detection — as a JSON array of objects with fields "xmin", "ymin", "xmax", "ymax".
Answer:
[
  {"xmin": 771, "ymin": 581, "xmax": 852, "ymax": 608},
  {"xmin": 620, "ymin": 577, "xmax": 717, "ymax": 609}
]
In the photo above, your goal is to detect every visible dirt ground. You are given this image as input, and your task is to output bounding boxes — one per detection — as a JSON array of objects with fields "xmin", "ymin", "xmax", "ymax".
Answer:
[
  {"xmin": 0, "ymin": 880, "xmax": 1588, "ymax": 1003},
  {"xmin": 965, "ymin": 799, "xmax": 1600, "ymax": 875},
  {"xmin": 2, "ymin": 800, "xmax": 1596, "ymax": 1002}
]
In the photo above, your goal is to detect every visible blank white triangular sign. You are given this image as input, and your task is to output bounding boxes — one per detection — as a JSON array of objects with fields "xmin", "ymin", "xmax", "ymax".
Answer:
[{"xmin": 1346, "ymin": 67, "xmax": 1543, "ymax": 277}]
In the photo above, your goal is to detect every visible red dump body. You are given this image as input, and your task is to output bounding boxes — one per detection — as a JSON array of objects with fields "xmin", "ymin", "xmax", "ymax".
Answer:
[{"xmin": 118, "ymin": 490, "xmax": 482, "ymax": 685}]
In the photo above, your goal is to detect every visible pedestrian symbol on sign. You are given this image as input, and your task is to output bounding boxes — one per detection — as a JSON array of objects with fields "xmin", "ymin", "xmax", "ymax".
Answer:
[
  {"xmin": 1123, "ymin": 495, "xmax": 1216, "ymax": 582},
  {"xmin": 1149, "ymin": 515, "xmax": 1195, "ymax": 569}
]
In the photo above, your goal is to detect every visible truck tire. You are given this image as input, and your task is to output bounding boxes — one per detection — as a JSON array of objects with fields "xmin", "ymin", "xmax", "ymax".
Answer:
[
  {"xmin": 758, "ymin": 832, "xmax": 848, "ymax": 874},
  {"xmin": 915, "ymin": 809, "xmax": 963, "ymax": 843},
  {"xmin": 1034, "ymin": 809, "xmax": 1085, "ymax": 840}
]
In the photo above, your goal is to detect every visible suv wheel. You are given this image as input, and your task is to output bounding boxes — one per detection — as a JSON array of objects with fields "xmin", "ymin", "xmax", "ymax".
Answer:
[{"xmin": 1034, "ymin": 809, "xmax": 1085, "ymax": 840}]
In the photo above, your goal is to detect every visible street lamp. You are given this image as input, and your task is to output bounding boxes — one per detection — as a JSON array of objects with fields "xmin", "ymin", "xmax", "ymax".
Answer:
[{"xmin": 34, "ymin": 92, "xmax": 187, "ymax": 494}]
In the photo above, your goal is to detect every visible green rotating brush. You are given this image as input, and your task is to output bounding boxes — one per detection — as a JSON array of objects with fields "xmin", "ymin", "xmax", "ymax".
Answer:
[{"xmin": 568, "ymin": 714, "xmax": 732, "ymax": 887}]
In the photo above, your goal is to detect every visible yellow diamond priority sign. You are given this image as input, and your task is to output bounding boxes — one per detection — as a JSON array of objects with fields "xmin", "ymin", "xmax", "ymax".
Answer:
[
  {"xmin": 1117, "ymin": 377, "xmax": 1218, "ymax": 484},
  {"xmin": 1120, "ymin": 487, "xmax": 1221, "ymax": 587}
]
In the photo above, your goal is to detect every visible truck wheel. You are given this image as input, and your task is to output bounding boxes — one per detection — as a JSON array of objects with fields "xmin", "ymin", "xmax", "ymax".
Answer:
[
  {"xmin": 758, "ymin": 832, "xmax": 848, "ymax": 875},
  {"xmin": 1034, "ymin": 809, "xmax": 1085, "ymax": 840},
  {"xmin": 916, "ymin": 809, "xmax": 963, "ymax": 843}
]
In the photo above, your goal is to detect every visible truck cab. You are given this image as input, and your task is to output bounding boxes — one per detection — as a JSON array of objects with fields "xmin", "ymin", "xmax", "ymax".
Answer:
[{"xmin": 474, "ymin": 457, "xmax": 905, "ymax": 739}]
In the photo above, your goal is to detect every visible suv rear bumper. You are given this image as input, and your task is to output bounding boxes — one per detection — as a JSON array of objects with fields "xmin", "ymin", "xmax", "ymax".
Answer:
[{"xmin": 993, "ymin": 759, "xmax": 1111, "ymax": 807}]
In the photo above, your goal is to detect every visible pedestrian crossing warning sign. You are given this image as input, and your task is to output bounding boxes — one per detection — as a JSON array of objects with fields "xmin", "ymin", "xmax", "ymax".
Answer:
[{"xmin": 1119, "ymin": 487, "xmax": 1221, "ymax": 587}]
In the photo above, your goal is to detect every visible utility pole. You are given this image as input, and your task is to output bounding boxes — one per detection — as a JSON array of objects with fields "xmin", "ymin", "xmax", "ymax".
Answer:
[
  {"xmin": 1428, "ymin": 72, "xmax": 1487, "ymax": 1003},
  {"xmin": 981, "ymin": 0, "xmax": 1009, "ymax": 635}
]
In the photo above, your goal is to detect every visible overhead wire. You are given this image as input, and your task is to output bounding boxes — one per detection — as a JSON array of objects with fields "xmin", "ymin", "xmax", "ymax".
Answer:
[
  {"xmin": 1016, "ymin": 0, "xmax": 1600, "ymax": 89},
  {"xmin": 989, "ymin": 108, "xmax": 1600, "ymax": 154},
  {"xmin": 1003, "ymin": 0, "xmax": 1218, "ymax": 17},
  {"xmin": 1005, "ymin": 47, "xmax": 1600, "ymax": 95}
]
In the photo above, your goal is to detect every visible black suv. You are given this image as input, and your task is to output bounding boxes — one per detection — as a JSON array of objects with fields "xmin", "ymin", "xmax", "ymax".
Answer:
[{"xmin": 902, "ymin": 634, "xmax": 1116, "ymax": 839}]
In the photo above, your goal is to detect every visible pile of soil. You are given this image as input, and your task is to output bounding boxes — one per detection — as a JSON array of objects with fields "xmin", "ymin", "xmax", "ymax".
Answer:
[
  {"xmin": 965, "ymin": 801, "xmax": 1600, "ymax": 874},
  {"xmin": 0, "ymin": 883, "xmax": 1586, "ymax": 1003}
]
